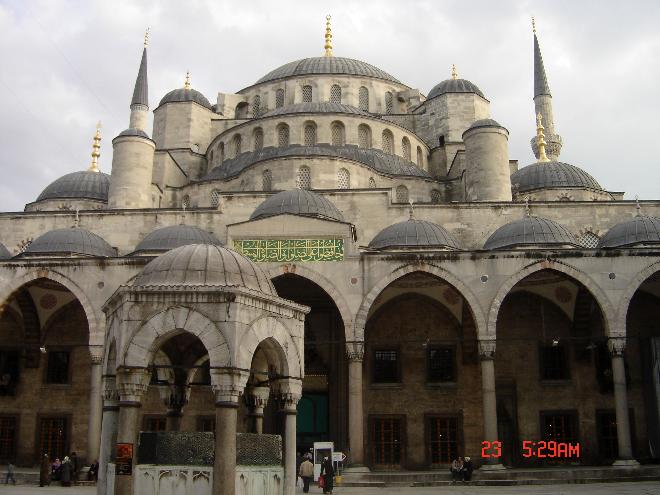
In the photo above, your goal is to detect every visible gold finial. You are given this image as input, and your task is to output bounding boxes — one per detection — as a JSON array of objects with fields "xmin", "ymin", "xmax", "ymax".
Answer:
[
  {"xmin": 324, "ymin": 15, "xmax": 333, "ymax": 57},
  {"xmin": 451, "ymin": 64, "xmax": 458, "ymax": 80},
  {"xmin": 532, "ymin": 16, "xmax": 536, "ymax": 34},
  {"xmin": 144, "ymin": 27, "xmax": 150, "ymax": 47},
  {"xmin": 88, "ymin": 121, "xmax": 101, "ymax": 172},
  {"xmin": 184, "ymin": 71, "xmax": 191, "ymax": 89},
  {"xmin": 536, "ymin": 112, "xmax": 550, "ymax": 162}
]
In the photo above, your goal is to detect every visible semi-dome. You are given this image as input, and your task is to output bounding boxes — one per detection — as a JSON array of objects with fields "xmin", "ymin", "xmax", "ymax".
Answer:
[
  {"xmin": 133, "ymin": 225, "xmax": 222, "ymax": 254},
  {"xmin": 428, "ymin": 78, "xmax": 485, "ymax": 100},
  {"xmin": 262, "ymin": 102, "xmax": 371, "ymax": 118},
  {"xmin": 159, "ymin": 88, "xmax": 212, "ymax": 109},
  {"xmin": 36, "ymin": 171, "xmax": 110, "ymax": 202},
  {"xmin": 251, "ymin": 189, "xmax": 344, "ymax": 222},
  {"xmin": 0, "ymin": 242, "xmax": 10, "ymax": 260},
  {"xmin": 134, "ymin": 244, "xmax": 275, "ymax": 295},
  {"xmin": 369, "ymin": 218, "xmax": 461, "ymax": 250},
  {"xmin": 255, "ymin": 57, "xmax": 402, "ymax": 85},
  {"xmin": 597, "ymin": 215, "xmax": 660, "ymax": 248},
  {"xmin": 22, "ymin": 228, "xmax": 115, "ymax": 257},
  {"xmin": 510, "ymin": 161, "xmax": 603, "ymax": 193},
  {"xmin": 483, "ymin": 216, "xmax": 579, "ymax": 250}
]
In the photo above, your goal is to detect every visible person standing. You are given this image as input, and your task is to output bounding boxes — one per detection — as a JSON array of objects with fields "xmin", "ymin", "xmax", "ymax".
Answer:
[
  {"xmin": 4, "ymin": 460, "xmax": 16, "ymax": 485},
  {"xmin": 51, "ymin": 457, "xmax": 61, "ymax": 481},
  {"xmin": 320, "ymin": 456, "xmax": 334, "ymax": 494},
  {"xmin": 298, "ymin": 455, "xmax": 314, "ymax": 493},
  {"xmin": 70, "ymin": 452, "xmax": 79, "ymax": 482},
  {"xmin": 88, "ymin": 459, "xmax": 99, "ymax": 482},
  {"xmin": 60, "ymin": 456, "xmax": 72, "ymax": 487},
  {"xmin": 40, "ymin": 453, "xmax": 51, "ymax": 486}
]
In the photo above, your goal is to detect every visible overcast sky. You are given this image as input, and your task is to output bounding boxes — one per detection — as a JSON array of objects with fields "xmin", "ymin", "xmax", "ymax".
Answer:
[{"xmin": 0, "ymin": 0, "xmax": 658, "ymax": 212}]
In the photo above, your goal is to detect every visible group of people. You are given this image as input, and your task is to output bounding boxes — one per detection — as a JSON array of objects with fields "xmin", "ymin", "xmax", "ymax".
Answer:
[
  {"xmin": 39, "ymin": 452, "xmax": 99, "ymax": 487},
  {"xmin": 297, "ymin": 452, "xmax": 335, "ymax": 494},
  {"xmin": 450, "ymin": 456, "xmax": 474, "ymax": 482}
]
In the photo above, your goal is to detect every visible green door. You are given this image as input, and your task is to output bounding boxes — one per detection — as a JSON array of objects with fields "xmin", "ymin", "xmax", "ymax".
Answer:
[{"xmin": 297, "ymin": 393, "xmax": 329, "ymax": 452}]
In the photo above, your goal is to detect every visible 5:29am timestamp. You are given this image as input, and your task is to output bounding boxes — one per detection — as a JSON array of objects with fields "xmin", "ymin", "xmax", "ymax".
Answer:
[{"xmin": 481, "ymin": 440, "xmax": 580, "ymax": 459}]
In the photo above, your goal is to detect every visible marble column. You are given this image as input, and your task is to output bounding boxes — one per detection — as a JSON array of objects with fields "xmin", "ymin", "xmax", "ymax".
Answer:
[
  {"xmin": 87, "ymin": 348, "xmax": 104, "ymax": 463},
  {"xmin": 211, "ymin": 369, "xmax": 249, "ymax": 495},
  {"xmin": 245, "ymin": 386, "xmax": 270, "ymax": 434},
  {"xmin": 347, "ymin": 342, "xmax": 365, "ymax": 466},
  {"xmin": 608, "ymin": 337, "xmax": 639, "ymax": 466},
  {"xmin": 114, "ymin": 368, "xmax": 150, "ymax": 495},
  {"xmin": 97, "ymin": 375, "xmax": 119, "ymax": 495},
  {"xmin": 478, "ymin": 339, "xmax": 504, "ymax": 470},
  {"xmin": 275, "ymin": 378, "xmax": 302, "ymax": 495}
]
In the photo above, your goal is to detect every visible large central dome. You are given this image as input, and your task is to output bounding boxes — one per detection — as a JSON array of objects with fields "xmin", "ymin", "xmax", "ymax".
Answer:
[{"xmin": 255, "ymin": 57, "xmax": 403, "ymax": 85}]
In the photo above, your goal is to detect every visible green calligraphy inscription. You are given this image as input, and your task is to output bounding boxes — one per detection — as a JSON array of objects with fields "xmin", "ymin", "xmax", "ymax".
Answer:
[{"xmin": 233, "ymin": 239, "xmax": 344, "ymax": 262}]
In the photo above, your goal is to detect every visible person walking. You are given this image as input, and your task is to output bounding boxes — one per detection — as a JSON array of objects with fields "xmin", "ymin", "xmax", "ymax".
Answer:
[
  {"xmin": 88, "ymin": 459, "xmax": 99, "ymax": 482},
  {"xmin": 320, "ymin": 456, "xmax": 334, "ymax": 494},
  {"xmin": 40, "ymin": 453, "xmax": 51, "ymax": 486},
  {"xmin": 60, "ymin": 456, "xmax": 72, "ymax": 487},
  {"xmin": 299, "ymin": 455, "xmax": 314, "ymax": 493},
  {"xmin": 4, "ymin": 460, "xmax": 16, "ymax": 485}
]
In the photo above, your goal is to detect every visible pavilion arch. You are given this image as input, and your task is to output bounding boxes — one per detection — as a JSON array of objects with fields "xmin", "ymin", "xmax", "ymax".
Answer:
[
  {"xmin": 0, "ymin": 268, "xmax": 102, "ymax": 347},
  {"xmin": 120, "ymin": 306, "xmax": 230, "ymax": 369},
  {"xmin": 264, "ymin": 265, "xmax": 353, "ymax": 337},
  {"xmin": 487, "ymin": 259, "xmax": 616, "ymax": 338},
  {"xmin": 103, "ymin": 337, "xmax": 117, "ymax": 376},
  {"xmin": 354, "ymin": 263, "xmax": 487, "ymax": 341},
  {"xmin": 615, "ymin": 259, "xmax": 660, "ymax": 336},
  {"xmin": 236, "ymin": 316, "xmax": 300, "ymax": 377}
]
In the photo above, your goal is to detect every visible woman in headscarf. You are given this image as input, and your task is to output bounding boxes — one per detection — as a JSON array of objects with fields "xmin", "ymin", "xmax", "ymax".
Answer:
[
  {"xmin": 40, "ymin": 453, "xmax": 51, "ymax": 486},
  {"xmin": 319, "ymin": 456, "xmax": 334, "ymax": 494},
  {"xmin": 60, "ymin": 456, "xmax": 72, "ymax": 486}
]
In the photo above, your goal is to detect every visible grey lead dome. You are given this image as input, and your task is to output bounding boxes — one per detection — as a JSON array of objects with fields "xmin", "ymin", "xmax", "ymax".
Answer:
[
  {"xmin": 597, "ymin": 215, "xmax": 660, "ymax": 248},
  {"xmin": 428, "ymin": 78, "xmax": 485, "ymax": 99},
  {"xmin": 23, "ymin": 228, "xmax": 115, "ymax": 257},
  {"xmin": 369, "ymin": 218, "xmax": 461, "ymax": 250},
  {"xmin": 36, "ymin": 171, "xmax": 110, "ymax": 202},
  {"xmin": 251, "ymin": 189, "xmax": 344, "ymax": 222},
  {"xmin": 483, "ymin": 216, "xmax": 578, "ymax": 250},
  {"xmin": 133, "ymin": 225, "xmax": 222, "ymax": 254},
  {"xmin": 510, "ymin": 161, "xmax": 603, "ymax": 193},
  {"xmin": 159, "ymin": 88, "xmax": 212, "ymax": 109},
  {"xmin": 262, "ymin": 102, "xmax": 371, "ymax": 118},
  {"xmin": 134, "ymin": 244, "xmax": 275, "ymax": 295}
]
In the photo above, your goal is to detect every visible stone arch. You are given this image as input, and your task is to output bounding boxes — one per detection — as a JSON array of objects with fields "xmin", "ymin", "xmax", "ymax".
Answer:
[
  {"xmin": 103, "ymin": 337, "xmax": 117, "ymax": 375},
  {"xmin": 487, "ymin": 259, "xmax": 615, "ymax": 338},
  {"xmin": 615, "ymin": 260, "xmax": 660, "ymax": 336},
  {"xmin": 264, "ymin": 265, "xmax": 353, "ymax": 339},
  {"xmin": 354, "ymin": 263, "xmax": 487, "ymax": 341},
  {"xmin": 121, "ymin": 306, "xmax": 230, "ymax": 369},
  {"xmin": 0, "ymin": 268, "xmax": 102, "ymax": 347},
  {"xmin": 237, "ymin": 316, "xmax": 301, "ymax": 377}
]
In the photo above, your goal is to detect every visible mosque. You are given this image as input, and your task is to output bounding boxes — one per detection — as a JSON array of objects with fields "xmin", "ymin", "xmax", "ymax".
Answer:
[{"xmin": 0, "ymin": 15, "xmax": 659, "ymax": 495}]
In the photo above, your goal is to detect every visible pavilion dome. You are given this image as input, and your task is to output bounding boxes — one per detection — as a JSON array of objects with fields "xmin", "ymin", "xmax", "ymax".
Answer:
[
  {"xmin": 369, "ymin": 218, "xmax": 461, "ymax": 250},
  {"xmin": 22, "ymin": 228, "xmax": 115, "ymax": 257},
  {"xmin": 483, "ymin": 216, "xmax": 579, "ymax": 250},
  {"xmin": 428, "ymin": 78, "xmax": 485, "ymax": 100},
  {"xmin": 250, "ymin": 189, "xmax": 344, "ymax": 222},
  {"xmin": 36, "ymin": 171, "xmax": 110, "ymax": 203},
  {"xmin": 510, "ymin": 161, "xmax": 603, "ymax": 193},
  {"xmin": 159, "ymin": 87, "xmax": 212, "ymax": 109},
  {"xmin": 133, "ymin": 225, "xmax": 222, "ymax": 254},
  {"xmin": 597, "ymin": 215, "xmax": 660, "ymax": 248}
]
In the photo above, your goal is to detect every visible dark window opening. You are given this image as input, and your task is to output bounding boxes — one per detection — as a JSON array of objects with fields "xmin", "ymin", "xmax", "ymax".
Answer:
[
  {"xmin": 371, "ymin": 417, "xmax": 402, "ymax": 467},
  {"xmin": 373, "ymin": 349, "xmax": 399, "ymax": 383},
  {"xmin": 39, "ymin": 417, "xmax": 68, "ymax": 461},
  {"xmin": 540, "ymin": 344, "xmax": 569, "ymax": 381},
  {"xmin": 596, "ymin": 410, "xmax": 618, "ymax": 460},
  {"xmin": 143, "ymin": 416, "xmax": 167, "ymax": 432},
  {"xmin": 595, "ymin": 343, "xmax": 614, "ymax": 393},
  {"xmin": 541, "ymin": 411, "xmax": 577, "ymax": 444},
  {"xmin": 0, "ymin": 351, "xmax": 20, "ymax": 396},
  {"xmin": 198, "ymin": 416, "xmax": 215, "ymax": 433},
  {"xmin": 45, "ymin": 351, "xmax": 70, "ymax": 384},
  {"xmin": 428, "ymin": 347, "xmax": 456, "ymax": 383},
  {"xmin": 0, "ymin": 416, "xmax": 17, "ymax": 463},
  {"xmin": 438, "ymin": 135, "xmax": 445, "ymax": 147},
  {"xmin": 428, "ymin": 416, "xmax": 459, "ymax": 464}
]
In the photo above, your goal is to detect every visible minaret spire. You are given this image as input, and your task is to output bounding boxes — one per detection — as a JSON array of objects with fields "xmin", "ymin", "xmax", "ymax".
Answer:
[
  {"xmin": 88, "ymin": 122, "xmax": 102, "ymax": 172},
  {"xmin": 533, "ymin": 18, "xmax": 551, "ymax": 98},
  {"xmin": 324, "ymin": 15, "xmax": 333, "ymax": 57},
  {"xmin": 129, "ymin": 29, "xmax": 150, "ymax": 131}
]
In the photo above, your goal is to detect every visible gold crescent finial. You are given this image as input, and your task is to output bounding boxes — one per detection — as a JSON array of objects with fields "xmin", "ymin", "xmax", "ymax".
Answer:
[
  {"xmin": 144, "ymin": 27, "xmax": 150, "ymax": 47},
  {"xmin": 184, "ymin": 71, "xmax": 191, "ymax": 89},
  {"xmin": 451, "ymin": 64, "xmax": 458, "ymax": 80},
  {"xmin": 536, "ymin": 112, "xmax": 550, "ymax": 162},
  {"xmin": 324, "ymin": 14, "xmax": 333, "ymax": 57},
  {"xmin": 88, "ymin": 121, "xmax": 101, "ymax": 172}
]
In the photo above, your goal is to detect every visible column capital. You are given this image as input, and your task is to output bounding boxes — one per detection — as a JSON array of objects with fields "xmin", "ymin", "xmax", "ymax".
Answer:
[
  {"xmin": 161, "ymin": 384, "xmax": 189, "ymax": 412},
  {"xmin": 245, "ymin": 385, "xmax": 271, "ymax": 410},
  {"xmin": 608, "ymin": 337, "xmax": 627, "ymax": 357},
  {"xmin": 210, "ymin": 368, "xmax": 249, "ymax": 405},
  {"xmin": 478, "ymin": 339, "xmax": 496, "ymax": 360},
  {"xmin": 116, "ymin": 367, "xmax": 150, "ymax": 404},
  {"xmin": 272, "ymin": 377, "xmax": 302, "ymax": 412},
  {"xmin": 346, "ymin": 341, "xmax": 365, "ymax": 362},
  {"xmin": 89, "ymin": 345, "xmax": 104, "ymax": 365}
]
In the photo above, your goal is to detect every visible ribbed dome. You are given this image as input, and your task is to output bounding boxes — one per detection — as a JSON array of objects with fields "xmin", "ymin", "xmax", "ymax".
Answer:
[
  {"xmin": 597, "ymin": 215, "xmax": 660, "ymax": 248},
  {"xmin": 23, "ymin": 228, "xmax": 115, "ymax": 257},
  {"xmin": 256, "ymin": 57, "xmax": 402, "ymax": 85},
  {"xmin": 159, "ymin": 88, "xmax": 212, "ymax": 109},
  {"xmin": 511, "ymin": 161, "xmax": 603, "ymax": 193},
  {"xmin": 0, "ymin": 242, "xmax": 10, "ymax": 260},
  {"xmin": 262, "ymin": 102, "xmax": 371, "ymax": 118},
  {"xmin": 36, "ymin": 171, "xmax": 110, "ymax": 202},
  {"xmin": 117, "ymin": 128, "xmax": 150, "ymax": 139},
  {"xmin": 428, "ymin": 78, "xmax": 485, "ymax": 99},
  {"xmin": 134, "ymin": 244, "xmax": 275, "ymax": 294},
  {"xmin": 466, "ymin": 118, "xmax": 503, "ymax": 131},
  {"xmin": 369, "ymin": 218, "xmax": 461, "ymax": 250},
  {"xmin": 251, "ymin": 189, "xmax": 344, "ymax": 222},
  {"xmin": 483, "ymin": 217, "xmax": 578, "ymax": 250},
  {"xmin": 134, "ymin": 225, "xmax": 222, "ymax": 254}
]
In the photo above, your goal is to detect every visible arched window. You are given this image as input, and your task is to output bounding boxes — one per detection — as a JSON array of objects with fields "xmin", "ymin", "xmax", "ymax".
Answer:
[
  {"xmin": 262, "ymin": 169, "xmax": 272, "ymax": 191},
  {"xmin": 358, "ymin": 124, "xmax": 371, "ymax": 149},
  {"xmin": 337, "ymin": 168, "xmax": 350, "ymax": 189},
  {"xmin": 182, "ymin": 195, "xmax": 191, "ymax": 209},
  {"xmin": 277, "ymin": 124, "xmax": 290, "ymax": 147},
  {"xmin": 402, "ymin": 137, "xmax": 411, "ymax": 160},
  {"xmin": 331, "ymin": 121, "xmax": 345, "ymax": 146},
  {"xmin": 416, "ymin": 146, "xmax": 423, "ymax": 166},
  {"xmin": 359, "ymin": 86, "xmax": 369, "ymax": 111},
  {"xmin": 276, "ymin": 88, "xmax": 285, "ymax": 108},
  {"xmin": 431, "ymin": 189, "xmax": 441, "ymax": 204},
  {"xmin": 395, "ymin": 185, "xmax": 408, "ymax": 203},
  {"xmin": 302, "ymin": 85, "xmax": 313, "ymax": 103},
  {"xmin": 368, "ymin": 177, "xmax": 376, "ymax": 188},
  {"xmin": 385, "ymin": 91, "xmax": 393, "ymax": 114},
  {"xmin": 330, "ymin": 84, "xmax": 342, "ymax": 103},
  {"xmin": 578, "ymin": 231, "xmax": 600, "ymax": 248},
  {"xmin": 297, "ymin": 166, "xmax": 311, "ymax": 190},
  {"xmin": 218, "ymin": 143, "xmax": 225, "ymax": 164},
  {"xmin": 210, "ymin": 190, "xmax": 221, "ymax": 208},
  {"xmin": 232, "ymin": 134, "xmax": 242, "ymax": 157},
  {"xmin": 382, "ymin": 129, "xmax": 394, "ymax": 154},
  {"xmin": 235, "ymin": 102, "xmax": 249, "ymax": 119},
  {"xmin": 252, "ymin": 95, "xmax": 261, "ymax": 117},
  {"xmin": 253, "ymin": 128, "xmax": 264, "ymax": 150},
  {"xmin": 304, "ymin": 123, "xmax": 317, "ymax": 146}
]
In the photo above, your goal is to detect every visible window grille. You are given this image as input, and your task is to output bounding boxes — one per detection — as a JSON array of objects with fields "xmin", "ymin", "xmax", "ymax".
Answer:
[
  {"xmin": 262, "ymin": 169, "xmax": 272, "ymax": 191},
  {"xmin": 385, "ymin": 91, "xmax": 393, "ymax": 114},
  {"xmin": 297, "ymin": 166, "xmax": 311, "ymax": 190},
  {"xmin": 431, "ymin": 189, "xmax": 441, "ymax": 204},
  {"xmin": 182, "ymin": 195, "xmax": 191, "ymax": 209},
  {"xmin": 233, "ymin": 134, "xmax": 242, "ymax": 157},
  {"xmin": 252, "ymin": 95, "xmax": 261, "ymax": 116},
  {"xmin": 276, "ymin": 88, "xmax": 285, "ymax": 108},
  {"xmin": 395, "ymin": 185, "xmax": 409, "ymax": 203},
  {"xmin": 402, "ymin": 137, "xmax": 411, "ymax": 160},
  {"xmin": 428, "ymin": 417, "xmax": 459, "ymax": 465},
  {"xmin": 373, "ymin": 349, "xmax": 399, "ymax": 383},
  {"xmin": 278, "ymin": 125, "xmax": 289, "ymax": 147},
  {"xmin": 358, "ymin": 124, "xmax": 371, "ymax": 148},
  {"xmin": 359, "ymin": 86, "xmax": 369, "ymax": 111},
  {"xmin": 0, "ymin": 416, "xmax": 17, "ymax": 462},
  {"xmin": 579, "ymin": 232, "xmax": 600, "ymax": 248},
  {"xmin": 331, "ymin": 122, "xmax": 345, "ymax": 146},
  {"xmin": 39, "ymin": 417, "xmax": 67, "ymax": 461},
  {"xmin": 330, "ymin": 84, "xmax": 342, "ymax": 103},
  {"xmin": 369, "ymin": 177, "xmax": 376, "ymax": 188},
  {"xmin": 382, "ymin": 130, "xmax": 393, "ymax": 154},
  {"xmin": 541, "ymin": 412, "xmax": 577, "ymax": 444},
  {"xmin": 253, "ymin": 128, "xmax": 264, "ymax": 150},
  {"xmin": 302, "ymin": 85, "xmax": 312, "ymax": 103},
  {"xmin": 210, "ymin": 190, "xmax": 220, "ymax": 208},
  {"xmin": 338, "ymin": 168, "xmax": 350, "ymax": 189},
  {"xmin": 596, "ymin": 411, "xmax": 619, "ymax": 460},
  {"xmin": 428, "ymin": 347, "xmax": 455, "ymax": 382},
  {"xmin": 304, "ymin": 124, "xmax": 317, "ymax": 146},
  {"xmin": 371, "ymin": 418, "xmax": 402, "ymax": 467}
]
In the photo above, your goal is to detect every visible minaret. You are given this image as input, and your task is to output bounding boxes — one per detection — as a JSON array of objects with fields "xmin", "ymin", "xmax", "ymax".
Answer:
[
  {"xmin": 88, "ymin": 122, "xmax": 102, "ymax": 172},
  {"xmin": 530, "ymin": 18, "xmax": 562, "ymax": 161},
  {"xmin": 129, "ymin": 28, "xmax": 149, "ymax": 130}
]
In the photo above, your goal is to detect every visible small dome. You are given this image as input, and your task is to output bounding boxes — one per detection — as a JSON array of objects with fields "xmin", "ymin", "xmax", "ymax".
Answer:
[
  {"xmin": 369, "ymin": 218, "xmax": 461, "ymax": 250},
  {"xmin": 36, "ymin": 171, "xmax": 110, "ymax": 202},
  {"xmin": 0, "ymin": 242, "xmax": 11, "ymax": 260},
  {"xmin": 134, "ymin": 225, "xmax": 222, "ymax": 254},
  {"xmin": 256, "ymin": 57, "xmax": 402, "ymax": 85},
  {"xmin": 23, "ymin": 228, "xmax": 115, "ymax": 257},
  {"xmin": 159, "ymin": 88, "xmax": 212, "ymax": 109},
  {"xmin": 483, "ymin": 216, "xmax": 578, "ymax": 250},
  {"xmin": 428, "ymin": 78, "xmax": 485, "ymax": 100},
  {"xmin": 466, "ymin": 118, "xmax": 504, "ymax": 131},
  {"xmin": 511, "ymin": 161, "xmax": 603, "ymax": 193},
  {"xmin": 262, "ymin": 102, "xmax": 371, "ymax": 118},
  {"xmin": 117, "ymin": 128, "xmax": 150, "ymax": 139},
  {"xmin": 134, "ymin": 244, "xmax": 275, "ymax": 294},
  {"xmin": 251, "ymin": 190, "xmax": 344, "ymax": 222},
  {"xmin": 597, "ymin": 215, "xmax": 660, "ymax": 248}
]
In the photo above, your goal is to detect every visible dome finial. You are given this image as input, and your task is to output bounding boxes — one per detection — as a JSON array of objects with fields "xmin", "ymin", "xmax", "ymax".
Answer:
[
  {"xmin": 524, "ymin": 196, "xmax": 531, "ymax": 217},
  {"xmin": 536, "ymin": 112, "xmax": 550, "ymax": 162},
  {"xmin": 88, "ymin": 121, "xmax": 101, "ymax": 172},
  {"xmin": 451, "ymin": 64, "xmax": 458, "ymax": 80},
  {"xmin": 532, "ymin": 16, "xmax": 536, "ymax": 34},
  {"xmin": 74, "ymin": 207, "xmax": 80, "ymax": 229},
  {"xmin": 324, "ymin": 15, "xmax": 333, "ymax": 57},
  {"xmin": 144, "ymin": 27, "xmax": 150, "ymax": 47},
  {"xmin": 184, "ymin": 71, "xmax": 191, "ymax": 89},
  {"xmin": 635, "ymin": 195, "xmax": 642, "ymax": 217}
]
